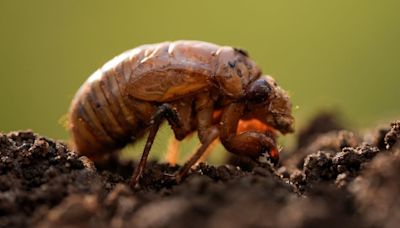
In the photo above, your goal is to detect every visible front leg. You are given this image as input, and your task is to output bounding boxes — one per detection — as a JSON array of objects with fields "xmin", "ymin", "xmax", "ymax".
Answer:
[
  {"xmin": 219, "ymin": 103, "xmax": 279, "ymax": 164},
  {"xmin": 168, "ymin": 98, "xmax": 194, "ymax": 140},
  {"xmin": 164, "ymin": 98, "xmax": 199, "ymax": 165}
]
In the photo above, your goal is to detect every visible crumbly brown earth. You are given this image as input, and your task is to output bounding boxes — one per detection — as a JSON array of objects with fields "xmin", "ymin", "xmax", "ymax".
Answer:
[{"xmin": 1, "ymin": 114, "xmax": 400, "ymax": 228}]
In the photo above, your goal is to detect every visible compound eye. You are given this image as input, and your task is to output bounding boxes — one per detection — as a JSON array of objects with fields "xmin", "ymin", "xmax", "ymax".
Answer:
[{"xmin": 246, "ymin": 79, "xmax": 272, "ymax": 103}]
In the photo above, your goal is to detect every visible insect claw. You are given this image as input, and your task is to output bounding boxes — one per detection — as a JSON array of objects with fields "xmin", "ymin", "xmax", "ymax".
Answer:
[{"xmin": 258, "ymin": 146, "xmax": 279, "ymax": 167}]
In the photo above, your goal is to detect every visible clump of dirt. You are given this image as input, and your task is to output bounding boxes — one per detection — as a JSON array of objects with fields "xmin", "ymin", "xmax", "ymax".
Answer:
[
  {"xmin": 299, "ymin": 145, "xmax": 379, "ymax": 189},
  {"xmin": 349, "ymin": 153, "xmax": 400, "ymax": 227},
  {"xmin": 384, "ymin": 120, "xmax": 400, "ymax": 150},
  {"xmin": 0, "ymin": 132, "xmax": 103, "ymax": 227},
  {"xmin": 1, "ymin": 114, "xmax": 400, "ymax": 227}
]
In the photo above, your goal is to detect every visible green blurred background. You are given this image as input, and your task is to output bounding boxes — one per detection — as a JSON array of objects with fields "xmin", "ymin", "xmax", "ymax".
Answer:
[{"xmin": 1, "ymin": 1, "xmax": 399, "ymax": 161}]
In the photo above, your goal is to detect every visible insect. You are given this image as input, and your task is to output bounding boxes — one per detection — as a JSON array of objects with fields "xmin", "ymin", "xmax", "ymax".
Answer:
[{"xmin": 68, "ymin": 40, "xmax": 294, "ymax": 188}]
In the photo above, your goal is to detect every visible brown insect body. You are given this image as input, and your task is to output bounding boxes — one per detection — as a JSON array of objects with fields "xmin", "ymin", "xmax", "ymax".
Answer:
[{"xmin": 68, "ymin": 40, "xmax": 294, "ymax": 186}]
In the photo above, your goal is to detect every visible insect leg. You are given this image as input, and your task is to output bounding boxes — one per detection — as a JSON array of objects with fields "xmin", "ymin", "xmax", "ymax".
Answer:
[
  {"xmin": 195, "ymin": 138, "xmax": 219, "ymax": 164},
  {"xmin": 219, "ymin": 103, "xmax": 279, "ymax": 164},
  {"xmin": 174, "ymin": 93, "xmax": 219, "ymax": 182},
  {"xmin": 164, "ymin": 98, "xmax": 195, "ymax": 165},
  {"xmin": 168, "ymin": 98, "xmax": 194, "ymax": 140},
  {"xmin": 129, "ymin": 104, "xmax": 179, "ymax": 189},
  {"xmin": 194, "ymin": 93, "xmax": 218, "ymax": 142},
  {"xmin": 174, "ymin": 126, "xmax": 219, "ymax": 183}
]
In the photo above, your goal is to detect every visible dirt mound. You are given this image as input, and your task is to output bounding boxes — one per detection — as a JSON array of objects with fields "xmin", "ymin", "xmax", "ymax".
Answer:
[{"xmin": 1, "ymin": 114, "xmax": 400, "ymax": 227}]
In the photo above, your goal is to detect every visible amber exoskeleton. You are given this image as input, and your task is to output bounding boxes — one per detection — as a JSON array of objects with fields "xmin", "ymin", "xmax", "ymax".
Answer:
[{"xmin": 68, "ymin": 40, "xmax": 294, "ymax": 188}]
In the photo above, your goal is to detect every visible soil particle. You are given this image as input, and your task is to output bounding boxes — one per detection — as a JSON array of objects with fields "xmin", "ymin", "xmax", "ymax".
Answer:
[
  {"xmin": 303, "ymin": 151, "xmax": 335, "ymax": 184},
  {"xmin": 281, "ymin": 130, "xmax": 361, "ymax": 175},
  {"xmin": 299, "ymin": 145, "xmax": 380, "ymax": 190},
  {"xmin": 384, "ymin": 120, "xmax": 400, "ymax": 150}
]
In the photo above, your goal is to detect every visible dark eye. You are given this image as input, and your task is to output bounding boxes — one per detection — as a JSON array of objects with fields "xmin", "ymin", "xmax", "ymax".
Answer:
[
  {"xmin": 245, "ymin": 79, "xmax": 272, "ymax": 103},
  {"xmin": 228, "ymin": 61, "xmax": 236, "ymax": 68}
]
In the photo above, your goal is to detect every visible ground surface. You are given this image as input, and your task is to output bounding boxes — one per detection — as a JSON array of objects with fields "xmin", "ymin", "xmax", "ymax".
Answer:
[{"xmin": 1, "ymin": 114, "xmax": 400, "ymax": 228}]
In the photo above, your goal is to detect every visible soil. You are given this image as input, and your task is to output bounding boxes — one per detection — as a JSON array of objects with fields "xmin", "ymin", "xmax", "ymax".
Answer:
[{"xmin": 1, "ymin": 115, "xmax": 400, "ymax": 228}]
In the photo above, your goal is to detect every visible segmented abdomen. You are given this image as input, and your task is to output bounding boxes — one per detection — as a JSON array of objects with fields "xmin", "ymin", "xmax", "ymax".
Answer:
[
  {"xmin": 69, "ymin": 66, "xmax": 141, "ymax": 158},
  {"xmin": 69, "ymin": 41, "xmax": 222, "ymax": 158}
]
